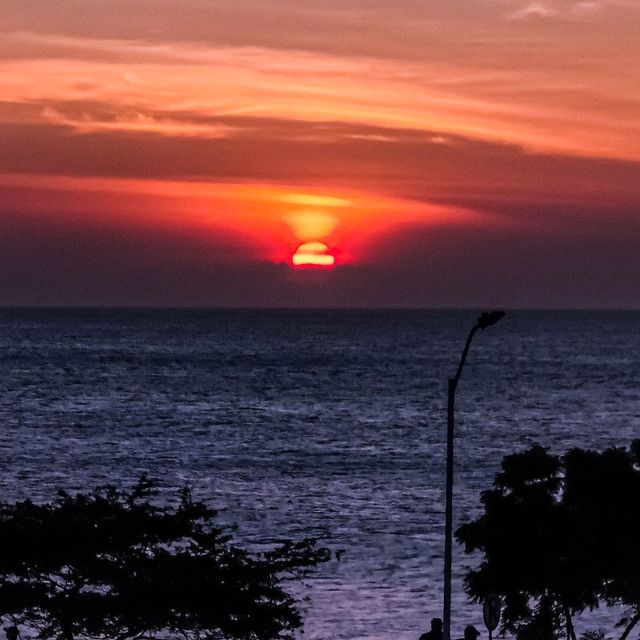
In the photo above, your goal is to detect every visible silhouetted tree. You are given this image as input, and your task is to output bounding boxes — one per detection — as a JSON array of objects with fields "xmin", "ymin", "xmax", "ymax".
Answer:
[
  {"xmin": 457, "ymin": 441, "xmax": 640, "ymax": 640},
  {"xmin": 0, "ymin": 476, "xmax": 329, "ymax": 640}
]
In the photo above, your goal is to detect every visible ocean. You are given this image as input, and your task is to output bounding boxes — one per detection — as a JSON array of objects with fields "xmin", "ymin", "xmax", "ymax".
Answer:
[{"xmin": 1, "ymin": 309, "xmax": 638, "ymax": 639}]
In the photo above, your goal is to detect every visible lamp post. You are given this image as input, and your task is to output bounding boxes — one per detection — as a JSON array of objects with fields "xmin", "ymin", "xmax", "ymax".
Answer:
[{"xmin": 443, "ymin": 311, "xmax": 505, "ymax": 640}]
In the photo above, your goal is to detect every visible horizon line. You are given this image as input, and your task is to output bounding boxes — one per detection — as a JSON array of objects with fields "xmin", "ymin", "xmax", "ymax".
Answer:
[{"xmin": 1, "ymin": 306, "xmax": 639, "ymax": 313}]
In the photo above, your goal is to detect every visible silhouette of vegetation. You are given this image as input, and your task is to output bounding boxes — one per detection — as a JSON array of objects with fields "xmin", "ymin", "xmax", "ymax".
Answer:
[
  {"xmin": 0, "ymin": 476, "xmax": 329, "ymax": 640},
  {"xmin": 457, "ymin": 441, "xmax": 640, "ymax": 640}
]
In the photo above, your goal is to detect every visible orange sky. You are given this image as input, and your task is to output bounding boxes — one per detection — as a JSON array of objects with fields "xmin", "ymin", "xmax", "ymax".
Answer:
[{"xmin": 1, "ymin": 0, "xmax": 639, "ymax": 306}]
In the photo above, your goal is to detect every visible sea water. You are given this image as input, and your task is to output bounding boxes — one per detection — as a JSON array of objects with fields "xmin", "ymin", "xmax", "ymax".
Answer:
[{"xmin": 1, "ymin": 309, "xmax": 638, "ymax": 639}]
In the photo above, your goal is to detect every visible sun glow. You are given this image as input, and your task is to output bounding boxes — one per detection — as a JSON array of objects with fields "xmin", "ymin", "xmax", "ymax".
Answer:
[
  {"xmin": 291, "ymin": 242, "xmax": 335, "ymax": 267},
  {"xmin": 284, "ymin": 211, "xmax": 339, "ymax": 242},
  {"xmin": 0, "ymin": 174, "xmax": 480, "ymax": 271}
]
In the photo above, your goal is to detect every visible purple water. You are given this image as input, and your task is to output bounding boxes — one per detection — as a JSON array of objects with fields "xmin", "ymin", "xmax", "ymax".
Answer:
[{"xmin": 1, "ymin": 309, "xmax": 639, "ymax": 638}]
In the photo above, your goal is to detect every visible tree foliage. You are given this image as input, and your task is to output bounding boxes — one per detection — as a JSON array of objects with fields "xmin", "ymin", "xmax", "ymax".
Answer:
[
  {"xmin": 457, "ymin": 441, "xmax": 640, "ymax": 640},
  {"xmin": 0, "ymin": 476, "xmax": 329, "ymax": 640}
]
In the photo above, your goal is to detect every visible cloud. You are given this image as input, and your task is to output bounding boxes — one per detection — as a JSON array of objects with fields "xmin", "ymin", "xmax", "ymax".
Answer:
[
  {"xmin": 2, "ymin": 108, "xmax": 639, "ymax": 307},
  {"xmin": 2, "ymin": 112, "xmax": 639, "ymax": 213},
  {"xmin": 570, "ymin": 1, "xmax": 603, "ymax": 15},
  {"xmin": 2, "ymin": 30, "xmax": 640, "ymax": 161},
  {"xmin": 505, "ymin": 0, "xmax": 611, "ymax": 20},
  {"xmin": 40, "ymin": 106, "xmax": 233, "ymax": 138},
  {"xmin": 507, "ymin": 2, "xmax": 559, "ymax": 20}
]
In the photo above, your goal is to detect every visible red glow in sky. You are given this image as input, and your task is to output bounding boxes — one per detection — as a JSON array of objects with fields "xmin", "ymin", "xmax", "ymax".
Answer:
[{"xmin": 1, "ymin": 1, "xmax": 639, "ymax": 307}]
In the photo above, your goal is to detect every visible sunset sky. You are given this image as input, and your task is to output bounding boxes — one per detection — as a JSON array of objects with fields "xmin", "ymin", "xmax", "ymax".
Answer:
[{"xmin": 2, "ymin": 0, "xmax": 639, "ymax": 307}]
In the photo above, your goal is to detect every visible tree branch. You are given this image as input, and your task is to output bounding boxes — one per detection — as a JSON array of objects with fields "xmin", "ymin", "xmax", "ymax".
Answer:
[{"xmin": 619, "ymin": 610, "xmax": 640, "ymax": 640}]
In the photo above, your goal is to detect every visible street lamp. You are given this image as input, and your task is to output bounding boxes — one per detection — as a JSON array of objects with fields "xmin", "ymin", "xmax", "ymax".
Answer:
[{"xmin": 443, "ymin": 311, "xmax": 505, "ymax": 640}]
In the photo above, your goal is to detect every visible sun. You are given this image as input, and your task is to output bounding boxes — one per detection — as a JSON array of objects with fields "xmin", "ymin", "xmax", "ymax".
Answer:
[{"xmin": 291, "ymin": 241, "xmax": 335, "ymax": 267}]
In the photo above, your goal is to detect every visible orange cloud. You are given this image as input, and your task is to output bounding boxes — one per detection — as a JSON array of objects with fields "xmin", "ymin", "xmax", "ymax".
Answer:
[{"xmin": 1, "ymin": 26, "xmax": 639, "ymax": 161}]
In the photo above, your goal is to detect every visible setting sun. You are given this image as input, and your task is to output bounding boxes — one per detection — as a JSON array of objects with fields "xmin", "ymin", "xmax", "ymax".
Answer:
[{"xmin": 291, "ymin": 242, "xmax": 335, "ymax": 267}]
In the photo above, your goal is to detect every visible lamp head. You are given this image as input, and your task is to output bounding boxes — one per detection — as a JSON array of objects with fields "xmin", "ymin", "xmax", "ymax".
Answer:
[{"xmin": 477, "ymin": 310, "xmax": 505, "ymax": 330}]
